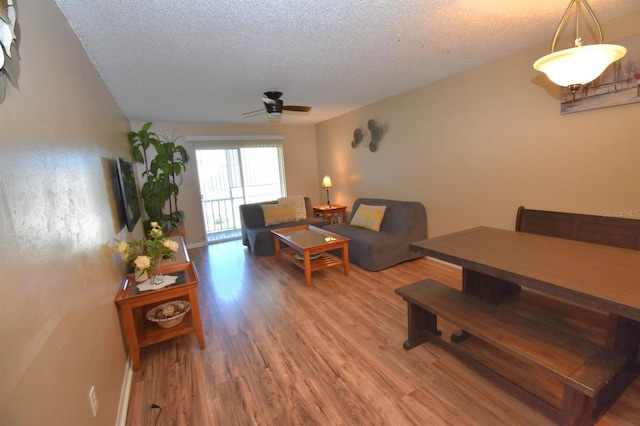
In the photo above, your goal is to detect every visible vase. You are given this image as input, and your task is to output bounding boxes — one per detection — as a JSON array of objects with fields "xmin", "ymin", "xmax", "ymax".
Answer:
[
  {"xmin": 150, "ymin": 259, "xmax": 164, "ymax": 286},
  {"xmin": 134, "ymin": 269, "xmax": 149, "ymax": 283}
]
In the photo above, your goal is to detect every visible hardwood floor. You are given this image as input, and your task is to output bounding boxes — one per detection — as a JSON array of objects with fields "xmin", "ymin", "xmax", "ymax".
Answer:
[{"xmin": 125, "ymin": 239, "xmax": 640, "ymax": 425}]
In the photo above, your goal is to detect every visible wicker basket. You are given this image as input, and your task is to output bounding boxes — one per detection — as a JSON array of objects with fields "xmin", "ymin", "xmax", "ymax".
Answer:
[{"xmin": 146, "ymin": 300, "xmax": 191, "ymax": 328}]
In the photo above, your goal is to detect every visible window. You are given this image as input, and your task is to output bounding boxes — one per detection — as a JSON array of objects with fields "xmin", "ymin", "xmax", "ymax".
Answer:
[{"xmin": 191, "ymin": 136, "xmax": 286, "ymax": 241}]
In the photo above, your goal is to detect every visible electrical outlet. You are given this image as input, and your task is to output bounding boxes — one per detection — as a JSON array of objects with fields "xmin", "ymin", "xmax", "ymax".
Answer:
[{"xmin": 89, "ymin": 386, "xmax": 99, "ymax": 417}]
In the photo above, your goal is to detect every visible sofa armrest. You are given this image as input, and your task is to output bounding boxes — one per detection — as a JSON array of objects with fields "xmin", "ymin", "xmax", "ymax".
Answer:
[{"xmin": 240, "ymin": 201, "xmax": 276, "ymax": 229}]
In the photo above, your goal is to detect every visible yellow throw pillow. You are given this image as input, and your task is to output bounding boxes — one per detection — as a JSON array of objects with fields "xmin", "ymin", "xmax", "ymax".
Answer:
[
  {"xmin": 261, "ymin": 204, "xmax": 297, "ymax": 226},
  {"xmin": 277, "ymin": 196, "xmax": 307, "ymax": 220},
  {"xmin": 350, "ymin": 204, "xmax": 387, "ymax": 231}
]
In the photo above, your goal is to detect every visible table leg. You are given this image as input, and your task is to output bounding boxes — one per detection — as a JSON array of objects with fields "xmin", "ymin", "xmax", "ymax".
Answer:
[
  {"xmin": 342, "ymin": 242, "xmax": 350, "ymax": 276},
  {"xmin": 463, "ymin": 269, "xmax": 520, "ymax": 303},
  {"xmin": 274, "ymin": 236, "xmax": 281, "ymax": 255},
  {"xmin": 120, "ymin": 306, "xmax": 141, "ymax": 370},
  {"xmin": 606, "ymin": 313, "xmax": 640, "ymax": 357},
  {"xmin": 303, "ymin": 251, "xmax": 312, "ymax": 286},
  {"xmin": 189, "ymin": 289, "xmax": 206, "ymax": 349}
]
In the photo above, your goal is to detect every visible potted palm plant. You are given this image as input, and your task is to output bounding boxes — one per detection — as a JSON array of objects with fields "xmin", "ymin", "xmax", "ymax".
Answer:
[{"xmin": 128, "ymin": 122, "xmax": 190, "ymax": 236}]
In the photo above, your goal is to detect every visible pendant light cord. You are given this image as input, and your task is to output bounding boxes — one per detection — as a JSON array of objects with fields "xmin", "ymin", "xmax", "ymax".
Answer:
[{"xmin": 549, "ymin": 0, "xmax": 603, "ymax": 52}]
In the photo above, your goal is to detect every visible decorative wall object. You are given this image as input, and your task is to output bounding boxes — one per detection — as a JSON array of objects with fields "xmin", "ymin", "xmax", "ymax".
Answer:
[
  {"xmin": 367, "ymin": 119, "xmax": 383, "ymax": 152},
  {"xmin": 560, "ymin": 33, "xmax": 640, "ymax": 115},
  {"xmin": 350, "ymin": 120, "xmax": 385, "ymax": 152},
  {"xmin": 0, "ymin": 0, "xmax": 20, "ymax": 102},
  {"xmin": 351, "ymin": 128, "xmax": 363, "ymax": 148}
]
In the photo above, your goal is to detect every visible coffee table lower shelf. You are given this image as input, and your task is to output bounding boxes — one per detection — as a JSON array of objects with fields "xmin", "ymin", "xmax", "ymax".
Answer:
[{"xmin": 279, "ymin": 247, "xmax": 342, "ymax": 272}]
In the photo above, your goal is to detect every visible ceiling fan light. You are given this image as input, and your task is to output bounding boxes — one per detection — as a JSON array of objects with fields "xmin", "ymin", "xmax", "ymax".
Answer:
[
  {"xmin": 267, "ymin": 111, "xmax": 282, "ymax": 117},
  {"xmin": 534, "ymin": 44, "xmax": 627, "ymax": 87}
]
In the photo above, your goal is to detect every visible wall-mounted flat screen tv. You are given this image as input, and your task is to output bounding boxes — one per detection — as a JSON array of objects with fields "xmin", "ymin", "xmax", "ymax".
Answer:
[{"xmin": 115, "ymin": 157, "xmax": 141, "ymax": 232}]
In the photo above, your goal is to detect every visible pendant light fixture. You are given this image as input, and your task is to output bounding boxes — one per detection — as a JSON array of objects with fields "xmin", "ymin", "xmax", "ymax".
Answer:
[{"xmin": 533, "ymin": 0, "xmax": 626, "ymax": 92}]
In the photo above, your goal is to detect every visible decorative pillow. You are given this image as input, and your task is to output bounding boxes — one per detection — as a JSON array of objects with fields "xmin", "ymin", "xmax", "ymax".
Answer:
[
  {"xmin": 261, "ymin": 204, "xmax": 298, "ymax": 226},
  {"xmin": 350, "ymin": 204, "xmax": 387, "ymax": 232},
  {"xmin": 278, "ymin": 196, "xmax": 307, "ymax": 220}
]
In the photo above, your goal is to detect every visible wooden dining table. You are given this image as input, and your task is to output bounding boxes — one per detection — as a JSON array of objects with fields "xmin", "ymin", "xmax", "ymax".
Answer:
[
  {"xmin": 411, "ymin": 226, "xmax": 640, "ymax": 323},
  {"xmin": 408, "ymin": 226, "xmax": 640, "ymax": 424}
]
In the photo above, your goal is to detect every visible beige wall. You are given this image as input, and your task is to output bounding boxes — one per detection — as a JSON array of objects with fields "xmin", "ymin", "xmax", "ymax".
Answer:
[
  {"xmin": 0, "ymin": 1, "xmax": 134, "ymax": 425},
  {"xmin": 130, "ymin": 121, "xmax": 319, "ymax": 246},
  {"xmin": 315, "ymin": 11, "xmax": 640, "ymax": 238},
  {"xmin": 2, "ymin": 2, "xmax": 638, "ymax": 425}
]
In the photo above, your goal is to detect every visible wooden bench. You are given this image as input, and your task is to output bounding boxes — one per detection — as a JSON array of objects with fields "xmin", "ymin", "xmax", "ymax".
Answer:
[
  {"xmin": 516, "ymin": 205, "xmax": 640, "ymax": 250},
  {"xmin": 395, "ymin": 279, "xmax": 628, "ymax": 425}
]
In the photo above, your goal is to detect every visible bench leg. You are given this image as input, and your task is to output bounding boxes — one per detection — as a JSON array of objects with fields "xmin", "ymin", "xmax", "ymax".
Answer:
[
  {"xmin": 451, "ymin": 330, "xmax": 471, "ymax": 343},
  {"xmin": 560, "ymin": 386, "xmax": 595, "ymax": 426},
  {"xmin": 606, "ymin": 314, "xmax": 640, "ymax": 360},
  {"xmin": 403, "ymin": 302, "xmax": 440, "ymax": 350}
]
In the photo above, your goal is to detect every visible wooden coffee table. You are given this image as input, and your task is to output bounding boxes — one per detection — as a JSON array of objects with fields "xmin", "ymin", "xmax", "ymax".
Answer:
[{"xmin": 272, "ymin": 224, "xmax": 350, "ymax": 285}]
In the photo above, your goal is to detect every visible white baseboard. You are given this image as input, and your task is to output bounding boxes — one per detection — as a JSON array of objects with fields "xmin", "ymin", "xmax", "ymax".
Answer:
[
  {"xmin": 115, "ymin": 357, "xmax": 133, "ymax": 426},
  {"xmin": 186, "ymin": 240, "xmax": 209, "ymax": 249}
]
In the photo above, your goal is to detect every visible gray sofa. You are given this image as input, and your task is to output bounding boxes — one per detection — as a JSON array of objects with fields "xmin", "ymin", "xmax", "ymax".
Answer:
[
  {"xmin": 323, "ymin": 198, "xmax": 427, "ymax": 271},
  {"xmin": 240, "ymin": 197, "xmax": 330, "ymax": 256}
]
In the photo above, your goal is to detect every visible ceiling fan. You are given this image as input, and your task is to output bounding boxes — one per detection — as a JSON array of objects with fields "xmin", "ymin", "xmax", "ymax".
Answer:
[{"xmin": 242, "ymin": 91, "xmax": 312, "ymax": 118}]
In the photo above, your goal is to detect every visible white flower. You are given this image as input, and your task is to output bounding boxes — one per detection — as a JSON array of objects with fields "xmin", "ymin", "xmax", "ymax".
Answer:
[
  {"xmin": 134, "ymin": 255, "xmax": 151, "ymax": 270},
  {"xmin": 116, "ymin": 240, "xmax": 129, "ymax": 254},
  {"xmin": 112, "ymin": 240, "xmax": 131, "ymax": 261},
  {"xmin": 163, "ymin": 239, "xmax": 179, "ymax": 252},
  {"xmin": 150, "ymin": 224, "xmax": 163, "ymax": 238}
]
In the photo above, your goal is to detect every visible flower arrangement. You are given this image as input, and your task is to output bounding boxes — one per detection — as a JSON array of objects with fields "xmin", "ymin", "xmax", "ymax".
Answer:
[{"xmin": 113, "ymin": 221, "xmax": 179, "ymax": 281}]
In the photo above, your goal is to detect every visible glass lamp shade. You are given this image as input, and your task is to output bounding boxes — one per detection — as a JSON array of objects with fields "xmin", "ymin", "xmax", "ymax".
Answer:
[
  {"xmin": 321, "ymin": 176, "xmax": 333, "ymax": 188},
  {"xmin": 534, "ymin": 44, "xmax": 626, "ymax": 87}
]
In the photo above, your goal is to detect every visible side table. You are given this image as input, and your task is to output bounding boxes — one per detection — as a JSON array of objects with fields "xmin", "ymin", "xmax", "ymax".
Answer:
[
  {"xmin": 114, "ymin": 261, "xmax": 205, "ymax": 370},
  {"xmin": 313, "ymin": 204, "xmax": 347, "ymax": 224}
]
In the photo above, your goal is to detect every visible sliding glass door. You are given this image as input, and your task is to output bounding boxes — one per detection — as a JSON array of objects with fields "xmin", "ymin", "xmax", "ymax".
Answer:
[{"xmin": 195, "ymin": 140, "xmax": 286, "ymax": 241}]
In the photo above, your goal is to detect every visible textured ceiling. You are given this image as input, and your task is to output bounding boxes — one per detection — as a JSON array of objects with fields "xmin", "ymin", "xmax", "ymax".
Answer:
[{"xmin": 54, "ymin": 0, "xmax": 640, "ymax": 125}]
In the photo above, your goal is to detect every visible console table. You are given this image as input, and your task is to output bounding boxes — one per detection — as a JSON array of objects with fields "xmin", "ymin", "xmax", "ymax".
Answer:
[
  {"xmin": 114, "ymin": 238, "xmax": 205, "ymax": 370},
  {"xmin": 402, "ymin": 226, "xmax": 640, "ymax": 425},
  {"xmin": 313, "ymin": 204, "xmax": 347, "ymax": 224}
]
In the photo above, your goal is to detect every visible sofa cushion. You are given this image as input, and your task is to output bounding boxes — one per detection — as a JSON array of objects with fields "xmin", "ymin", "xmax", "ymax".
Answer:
[
  {"xmin": 350, "ymin": 204, "xmax": 387, "ymax": 231},
  {"xmin": 261, "ymin": 204, "xmax": 297, "ymax": 226},
  {"xmin": 278, "ymin": 195, "xmax": 307, "ymax": 220}
]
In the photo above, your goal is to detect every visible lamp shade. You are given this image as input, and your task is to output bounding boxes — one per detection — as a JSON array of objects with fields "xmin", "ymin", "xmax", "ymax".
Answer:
[
  {"xmin": 321, "ymin": 176, "xmax": 333, "ymax": 188},
  {"xmin": 534, "ymin": 44, "xmax": 627, "ymax": 87}
]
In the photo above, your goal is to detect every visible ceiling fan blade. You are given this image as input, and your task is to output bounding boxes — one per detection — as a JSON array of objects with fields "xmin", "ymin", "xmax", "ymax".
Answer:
[
  {"xmin": 283, "ymin": 105, "xmax": 312, "ymax": 112},
  {"xmin": 242, "ymin": 108, "xmax": 266, "ymax": 116}
]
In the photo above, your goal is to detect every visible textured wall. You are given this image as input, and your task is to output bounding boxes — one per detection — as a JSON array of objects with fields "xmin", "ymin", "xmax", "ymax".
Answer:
[
  {"xmin": 0, "ymin": 1, "xmax": 133, "ymax": 425},
  {"xmin": 315, "ymin": 10, "xmax": 640, "ymax": 237}
]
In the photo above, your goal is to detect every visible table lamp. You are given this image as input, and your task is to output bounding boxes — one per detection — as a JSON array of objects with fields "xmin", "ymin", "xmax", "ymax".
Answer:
[{"xmin": 322, "ymin": 175, "xmax": 333, "ymax": 206}]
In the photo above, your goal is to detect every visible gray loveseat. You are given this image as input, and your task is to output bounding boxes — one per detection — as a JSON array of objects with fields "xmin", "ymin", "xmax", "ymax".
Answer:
[
  {"xmin": 240, "ymin": 197, "xmax": 330, "ymax": 256},
  {"xmin": 323, "ymin": 198, "xmax": 427, "ymax": 271}
]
